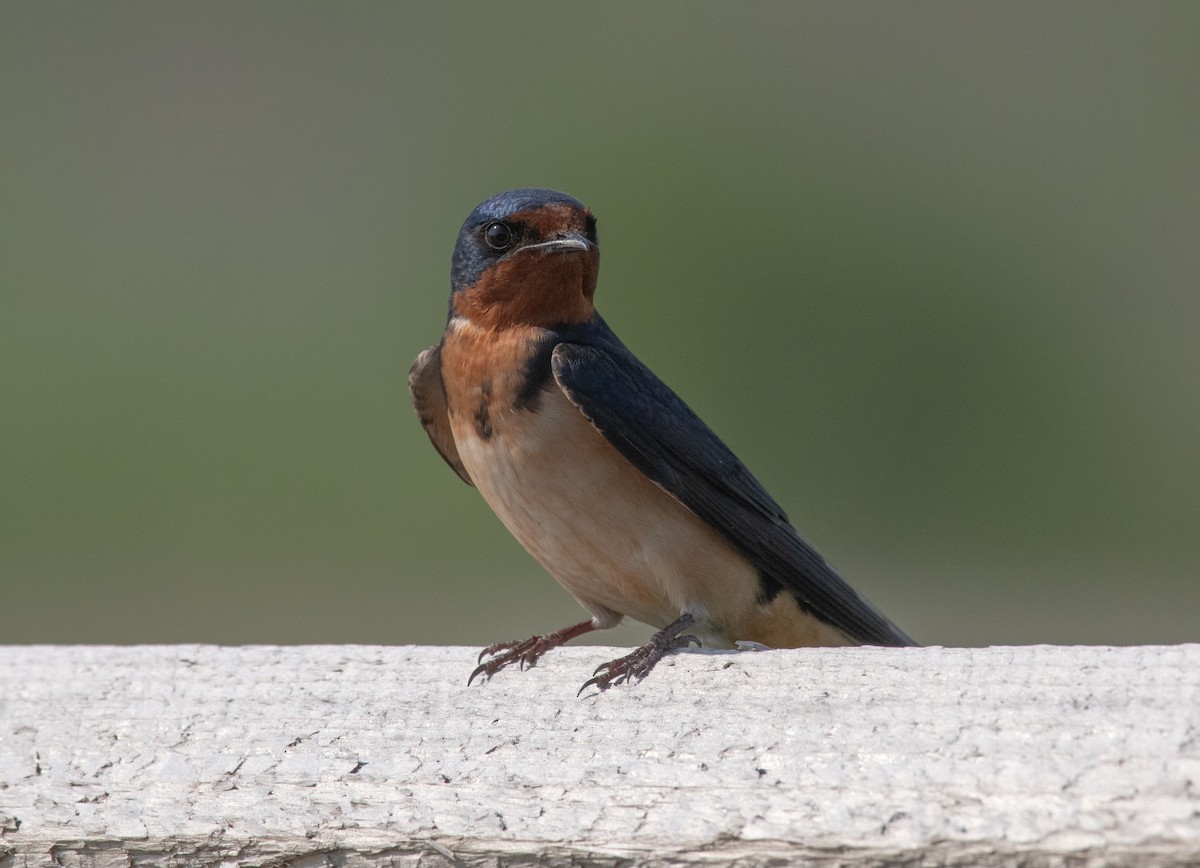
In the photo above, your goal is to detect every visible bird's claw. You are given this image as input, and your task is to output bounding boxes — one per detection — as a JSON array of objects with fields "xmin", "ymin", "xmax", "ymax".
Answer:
[
  {"xmin": 468, "ymin": 619, "xmax": 598, "ymax": 686},
  {"xmin": 469, "ymin": 635, "xmax": 547, "ymax": 685},
  {"xmin": 578, "ymin": 632, "xmax": 700, "ymax": 696}
]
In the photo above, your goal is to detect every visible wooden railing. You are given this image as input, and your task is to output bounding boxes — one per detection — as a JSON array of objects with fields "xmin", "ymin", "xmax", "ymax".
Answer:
[{"xmin": 2, "ymin": 644, "xmax": 1198, "ymax": 866}]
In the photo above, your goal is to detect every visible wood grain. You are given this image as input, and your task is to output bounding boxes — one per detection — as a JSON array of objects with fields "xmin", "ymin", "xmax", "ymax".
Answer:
[{"xmin": 1, "ymin": 644, "xmax": 1198, "ymax": 867}]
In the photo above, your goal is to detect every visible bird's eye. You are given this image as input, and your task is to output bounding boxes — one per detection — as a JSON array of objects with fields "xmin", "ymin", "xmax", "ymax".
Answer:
[{"xmin": 483, "ymin": 221, "xmax": 515, "ymax": 251}]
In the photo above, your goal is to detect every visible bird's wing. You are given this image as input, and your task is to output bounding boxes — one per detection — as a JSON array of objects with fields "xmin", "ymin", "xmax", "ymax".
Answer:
[
  {"xmin": 409, "ymin": 344, "xmax": 473, "ymax": 486},
  {"xmin": 551, "ymin": 340, "xmax": 915, "ymax": 646}
]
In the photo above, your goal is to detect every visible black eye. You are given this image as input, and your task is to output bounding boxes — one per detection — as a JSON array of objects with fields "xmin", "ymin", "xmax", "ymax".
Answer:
[{"xmin": 483, "ymin": 221, "xmax": 515, "ymax": 251}]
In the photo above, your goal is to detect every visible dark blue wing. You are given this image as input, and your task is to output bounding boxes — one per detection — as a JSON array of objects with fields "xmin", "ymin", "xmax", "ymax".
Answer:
[{"xmin": 550, "ymin": 322, "xmax": 915, "ymax": 647}]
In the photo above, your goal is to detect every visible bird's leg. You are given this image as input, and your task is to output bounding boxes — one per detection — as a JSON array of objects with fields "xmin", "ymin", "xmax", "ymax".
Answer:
[
  {"xmin": 469, "ymin": 619, "xmax": 597, "ymax": 684},
  {"xmin": 579, "ymin": 613, "xmax": 701, "ymax": 695}
]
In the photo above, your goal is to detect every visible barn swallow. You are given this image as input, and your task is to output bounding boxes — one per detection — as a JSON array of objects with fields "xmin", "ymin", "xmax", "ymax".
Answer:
[{"xmin": 410, "ymin": 188, "xmax": 916, "ymax": 693}]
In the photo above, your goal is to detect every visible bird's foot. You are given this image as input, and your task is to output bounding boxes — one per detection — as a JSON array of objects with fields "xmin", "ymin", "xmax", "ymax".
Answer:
[
  {"xmin": 579, "ymin": 613, "xmax": 700, "ymax": 695},
  {"xmin": 469, "ymin": 618, "xmax": 596, "ymax": 685}
]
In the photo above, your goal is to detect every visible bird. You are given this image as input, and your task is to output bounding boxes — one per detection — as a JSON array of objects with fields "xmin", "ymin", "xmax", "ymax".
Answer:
[{"xmin": 409, "ymin": 188, "xmax": 916, "ymax": 693}]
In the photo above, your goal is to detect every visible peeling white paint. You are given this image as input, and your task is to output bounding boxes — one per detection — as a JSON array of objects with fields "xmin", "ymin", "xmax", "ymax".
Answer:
[{"xmin": 1, "ymin": 644, "xmax": 1198, "ymax": 866}]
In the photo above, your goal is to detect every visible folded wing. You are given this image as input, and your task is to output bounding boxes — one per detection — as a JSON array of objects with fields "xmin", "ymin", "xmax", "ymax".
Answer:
[
  {"xmin": 551, "ymin": 338, "xmax": 915, "ymax": 647},
  {"xmin": 409, "ymin": 344, "xmax": 473, "ymax": 486}
]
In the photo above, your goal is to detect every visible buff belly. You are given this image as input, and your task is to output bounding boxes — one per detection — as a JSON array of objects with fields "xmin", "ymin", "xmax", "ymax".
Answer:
[
  {"xmin": 449, "ymin": 383, "xmax": 853, "ymax": 649},
  {"xmin": 450, "ymin": 385, "xmax": 747, "ymax": 639}
]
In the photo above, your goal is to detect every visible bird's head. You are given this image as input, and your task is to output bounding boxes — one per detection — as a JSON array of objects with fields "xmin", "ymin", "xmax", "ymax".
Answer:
[{"xmin": 449, "ymin": 188, "xmax": 599, "ymax": 330}]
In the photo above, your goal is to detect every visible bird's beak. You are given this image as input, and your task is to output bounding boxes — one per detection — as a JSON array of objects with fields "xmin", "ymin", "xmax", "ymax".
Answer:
[{"xmin": 522, "ymin": 233, "xmax": 592, "ymax": 255}]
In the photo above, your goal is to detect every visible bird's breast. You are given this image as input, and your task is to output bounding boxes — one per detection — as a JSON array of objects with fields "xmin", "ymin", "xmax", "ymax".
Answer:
[{"xmin": 438, "ymin": 320, "xmax": 761, "ymax": 638}]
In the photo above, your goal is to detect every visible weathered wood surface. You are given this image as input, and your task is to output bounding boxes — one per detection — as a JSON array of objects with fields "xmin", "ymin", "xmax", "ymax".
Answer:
[{"xmin": 1, "ymin": 644, "xmax": 1198, "ymax": 867}]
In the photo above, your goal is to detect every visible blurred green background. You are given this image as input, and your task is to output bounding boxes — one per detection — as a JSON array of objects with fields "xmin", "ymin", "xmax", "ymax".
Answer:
[{"xmin": 2, "ymin": 3, "xmax": 1197, "ymax": 649}]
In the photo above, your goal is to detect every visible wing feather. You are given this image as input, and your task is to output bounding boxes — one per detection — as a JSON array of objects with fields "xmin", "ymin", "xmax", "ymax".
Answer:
[
  {"xmin": 550, "ymin": 337, "xmax": 914, "ymax": 647},
  {"xmin": 409, "ymin": 345, "xmax": 473, "ymax": 486}
]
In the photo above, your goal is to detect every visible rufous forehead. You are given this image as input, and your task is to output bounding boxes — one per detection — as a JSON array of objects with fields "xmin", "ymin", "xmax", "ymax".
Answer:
[{"xmin": 507, "ymin": 203, "xmax": 588, "ymax": 236}]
